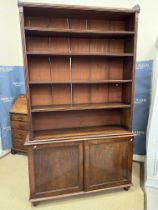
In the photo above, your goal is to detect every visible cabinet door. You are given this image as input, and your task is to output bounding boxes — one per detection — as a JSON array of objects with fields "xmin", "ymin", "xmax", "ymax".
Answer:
[
  {"xmin": 84, "ymin": 136, "xmax": 133, "ymax": 191},
  {"xmin": 28, "ymin": 141, "xmax": 83, "ymax": 199}
]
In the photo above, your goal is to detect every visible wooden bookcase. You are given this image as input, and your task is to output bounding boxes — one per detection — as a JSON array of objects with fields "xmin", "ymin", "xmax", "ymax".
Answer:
[{"xmin": 19, "ymin": 3, "xmax": 139, "ymax": 205}]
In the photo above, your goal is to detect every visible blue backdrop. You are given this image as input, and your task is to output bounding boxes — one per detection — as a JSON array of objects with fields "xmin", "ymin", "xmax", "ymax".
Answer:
[
  {"xmin": 0, "ymin": 61, "xmax": 152, "ymax": 154},
  {"xmin": 0, "ymin": 66, "xmax": 25, "ymax": 149},
  {"xmin": 133, "ymin": 60, "xmax": 153, "ymax": 154}
]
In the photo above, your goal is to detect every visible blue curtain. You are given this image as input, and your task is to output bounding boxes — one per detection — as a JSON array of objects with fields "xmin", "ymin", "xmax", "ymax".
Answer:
[
  {"xmin": 133, "ymin": 60, "xmax": 153, "ymax": 155},
  {"xmin": 0, "ymin": 66, "xmax": 25, "ymax": 149},
  {"xmin": 0, "ymin": 61, "xmax": 152, "ymax": 154}
]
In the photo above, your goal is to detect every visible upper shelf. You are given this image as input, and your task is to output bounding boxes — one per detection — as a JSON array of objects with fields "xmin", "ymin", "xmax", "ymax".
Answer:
[
  {"xmin": 27, "ymin": 51, "xmax": 134, "ymax": 57},
  {"xmin": 29, "ymin": 80, "xmax": 132, "ymax": 85},
  {"xmin": 25, "ymin": 27, "xmax": 135, "ymax": 38}
]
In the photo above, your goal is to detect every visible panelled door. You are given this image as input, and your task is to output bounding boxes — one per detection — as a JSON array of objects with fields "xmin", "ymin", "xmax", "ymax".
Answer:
[
  {"xmin": 84, "ymin": 136, "xmax": 133, "ymax": 191},
  {"xmin": 28, "ymin": 141, "xmax": 83, "ymax": 199}
]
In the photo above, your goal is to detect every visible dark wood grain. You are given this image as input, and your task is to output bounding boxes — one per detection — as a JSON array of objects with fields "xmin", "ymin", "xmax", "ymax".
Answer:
[
  {"xmin": 28, "ymin": 141, "xmax": 83, "ymax": 198},
  {"xmin": 31, "ymin": 109, "xmax": 122, "ymax": 131},
  {"xmin": 25, "ymin": 27, "xmax": 135, "ymax": 38},
  {"xmin": 84, "ymin": 136, "xmax": 133, "ymax": 191},
  {"xmin": 29, "ymin": 80, "xmax": 132, "ymax": 84},
  {"xmin": 27, "ymin": 52, "xmax": 134, "ymax": 57},
  {"xmin": 19, "ymin": 6, "xmax": 33, "ymax": 138},
  {"xmin": 31, "ymin": 126, "xmax": 132, "ymax": 142},
  {"xmin": 27, "ymin": 51, "xmax": 133, "ymax": 57},
  {"xmin": 11, "ymin": 113, "xmax": 28, "ymax": 122},
  {"xmin": 31, "ymin": 103, "xmax": 131, "ymax": 112},
  {"xmin": 10, "ymin": 95, "xmax": 28, "ymax": 153}
]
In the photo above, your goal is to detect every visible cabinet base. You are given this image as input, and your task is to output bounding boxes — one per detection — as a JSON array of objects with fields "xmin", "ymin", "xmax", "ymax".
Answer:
[
  {"xmin": 11, "ymin": 149, "xmax": 18, "ymax": 155},
  {"xmin": 32, "ymin": 201, "xmax": 40, "ymax": 206},
  {"xmin": 11, "ymin": 148, "xmax": 27, "ymax": 155},
  {"xmin": 123, "ymin": 186, "xmax": 131, "ymax": 191},
  {"xmin": 30, "ymin": 184, "xmax": 132, "ymax": 206}
]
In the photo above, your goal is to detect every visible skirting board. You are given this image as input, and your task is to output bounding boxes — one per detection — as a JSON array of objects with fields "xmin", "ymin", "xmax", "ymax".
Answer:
[
  {"xmin": 146, "ymin": 178, "xmax": 158, "ymax": 189},
  {"xmin": 0, "ymin": 149, "xmax": 10, "ymax": 158},
  {"xmin": 0, "ymin": 128, "xmax": 10, "ymax": 158},
  {"xmin": 133, "ymin": 154, "xmax": 146, "ymax": 162}
]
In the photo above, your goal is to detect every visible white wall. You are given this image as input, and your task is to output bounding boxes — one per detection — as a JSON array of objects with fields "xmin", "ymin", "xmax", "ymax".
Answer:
[
  {"xmin": 0, "ymin": 0, "xmax": 156, "ymax": 155},
  {"xmin": 0, "ymin": 0, "xmax": 158, "ymax": 66}
]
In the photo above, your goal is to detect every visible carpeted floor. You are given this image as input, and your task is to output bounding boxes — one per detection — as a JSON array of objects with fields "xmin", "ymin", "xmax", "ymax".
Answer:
[{"xmin": 0, "ymin": 154, "xmax": 144, "ymax": 210}]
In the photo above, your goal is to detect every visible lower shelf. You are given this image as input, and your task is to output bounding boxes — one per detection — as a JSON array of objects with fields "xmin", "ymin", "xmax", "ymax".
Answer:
[
  {"xmin": 31, "ymin": 125, "xmax": 132, "ymax": 141},
  {"xmin": 31, "ymin": 103, "xmax": 131, "ymax": 112},
  {"xmin": 11, "ymin": 148, "xmax": 26, "ymax": 154}
]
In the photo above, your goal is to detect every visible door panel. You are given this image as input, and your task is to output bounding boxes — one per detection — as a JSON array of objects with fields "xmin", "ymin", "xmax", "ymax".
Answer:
[
  {"xmin": 84, "ymin": 136, "xmax": 133, "ymax": 191},
  {"xmin": 28, "ymin": 141, "xmax": 83, "ymax": 198}
]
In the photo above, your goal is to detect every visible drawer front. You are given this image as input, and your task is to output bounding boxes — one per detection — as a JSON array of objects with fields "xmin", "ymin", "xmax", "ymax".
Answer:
[
  {"xmin": 11, "ymin": 113, "xmax": 28, "ymax": 122},
  {"xmin": 12, "ymin": 137, "xmax": 26, "ymax": 152},
  {"xmin": 84, "ymin": 136, "xmax": 133, "ymax": 191},
  {"xmin": 11, "ymin": 120, "xmax": 29, "ymax": 130},
  {"xmin": 28, "ymin": 141, "xmax": 83, "ymax": 199},
  {"xmin": 12, "ymin": 129, "xmax": 28, "ymax": 140},
  {"xmin": 12, "ymin": 129, "xmax": 27, "ymax": 152}
]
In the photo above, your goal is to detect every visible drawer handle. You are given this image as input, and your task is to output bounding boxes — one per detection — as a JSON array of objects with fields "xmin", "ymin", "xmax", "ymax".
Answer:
[
  {"xmin": 130, "ymin": 139, "xmax": 133, "ymax": 142},
  {"xmin": 33, "ymin": 146, "xmax": 37, "ymax": 149},
  {"xmin": 18, "ymin": 116, "xmax": 23, "ymax": 120}
]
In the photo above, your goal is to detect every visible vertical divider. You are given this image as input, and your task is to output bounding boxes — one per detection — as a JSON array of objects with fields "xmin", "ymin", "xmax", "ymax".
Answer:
[
  {"xmin": 87, "ymin": 18, "xmax": 90, "ymax": 104},
  {"xmin": 48, "ymin": 36, "xmax": 51, "ymax": 52},
  {"xmin": 109, "ymin": 19, "xmax": 111, "ymax": 31},
  {"xmin": 86, "ymin": 19, "xmax": 88, "ymax": 30},
  {"xmin": 107, "ymin": 58, "xmax": 110, "ymax": 103},
  {"xmin": 108, "ymin": 19, "xmax": 111, "ymax": 55},
  {"xmin": 67, "ymin": 18, "xmax": 70, "ymax": 29},
  {"xmin": 49, "ymin": 36, "xmax": 54, "ymax": 105},
  {"xmin": 68, "ymin": 21, "xmax": 72, "ymax": 106},
  {"xmin": 28, "ymin": 17, "xmax": 31, "ymax": 27},
  {"xmin": 107, "ymin": 18, "xmax": 111, "ymax": 104},
  {"xmin": 48, "ymin": 16, "xmax": 51, "ymax": 28},
  {"xmin": 88, "ymin": 57, "xmax": 91, "ymax": 105},
  {"xmin": 49, "ymin": 56, "xmax": 54, "ymax": 105},
  {"xmin": 70, "ymin": 56, "xmax": 73, "ymax": 105},
  {"xmin": 88, "ymin": 36, "xmax": 91, "ymax": 104}
]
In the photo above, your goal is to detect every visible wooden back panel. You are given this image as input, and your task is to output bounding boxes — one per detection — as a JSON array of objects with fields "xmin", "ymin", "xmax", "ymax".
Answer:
[
  {"xmin": 28, "ymin": 56, "xmax": 130, "ymax": 83},
  {"xmin": 26, "ymin": 36, "xmax": 128, "ymax": 54},
  {"xmin": 69, "ymin": 19, "xmax": 86, "ymax": 29},
  {"xmin": 30, "ymin": 85, "xmax": 52, "ymax": 106},
  {"xmin": 30, "ymin": 83, "xmax": 129, "ymax": 106},
  {"xmin": 72, "ymin": 57, "xmax": 90, "ymax": 80},
  {"xmin": 25, "ymin": 16, "xmax": 134, "ymax": 32},
  {"xmin": 32, "ymin": 109, "xmax": 122, "ymax": 131},
  {"xmin": 51, "ymin": 57, "xmax": 70, "ymax": 81},
  {"xmin": 30, "ymin": 84, "xmax": 71, "ymax": 106},
  {"xmin": 28, "ymin": 57, "xmax": 51, "ymax": 81}
]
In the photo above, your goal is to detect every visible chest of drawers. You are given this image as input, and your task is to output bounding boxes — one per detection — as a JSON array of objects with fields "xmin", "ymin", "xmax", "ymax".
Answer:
[{"xmin": 10, "ymin": 95, "xmax": 28, "ymax": 154}]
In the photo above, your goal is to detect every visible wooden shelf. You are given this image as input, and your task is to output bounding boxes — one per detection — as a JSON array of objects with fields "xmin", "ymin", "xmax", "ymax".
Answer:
[
  {"xmin": 31, "ymin": 103, "xmax": 131, "ymax": 112},
  {"xmin": 31, "ymin": 125, "xmax": 132, "ymax": 141},
  {"xmin": 27, "ymin": 52, "xmax": 134, "ymax": 57},
  {"xmin": 29, "ymin": 80, "xmax": 132, "ymax": 84},
  {"xmin": 25, "ymin": 27, "xmax": 135, "ymax": 38}
]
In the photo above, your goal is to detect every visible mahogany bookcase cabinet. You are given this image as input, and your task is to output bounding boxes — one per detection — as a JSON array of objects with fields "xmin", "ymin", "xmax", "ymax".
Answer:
[{"xmin": 19, "ymin": 2, "xmax": 139, "ymax": 206}]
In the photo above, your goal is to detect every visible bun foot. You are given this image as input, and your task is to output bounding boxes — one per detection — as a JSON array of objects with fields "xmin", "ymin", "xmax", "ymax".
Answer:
[
  {"xmin": 32, "ymin": 201, "xmax": 40, "ymax": 206},
  {"xmin": 11, "ymin": 149, "xmax": 17, "ymax": 155},
  {"xmin": 124, "ymin": 186, "xmax": 130, "ymax": 191}
]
